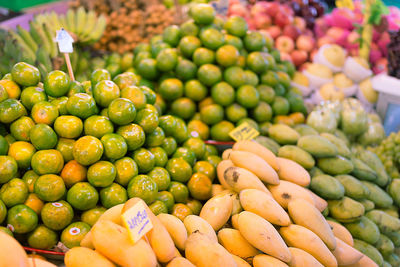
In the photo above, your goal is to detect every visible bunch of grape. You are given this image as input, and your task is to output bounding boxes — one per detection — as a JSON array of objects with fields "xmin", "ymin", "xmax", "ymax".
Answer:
[{"xmin": 369, "ymin": 131, "xmax": 400, "ymax": 178}]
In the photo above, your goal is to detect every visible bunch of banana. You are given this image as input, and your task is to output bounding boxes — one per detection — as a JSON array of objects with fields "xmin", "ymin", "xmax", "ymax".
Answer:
[{"xmin": 35, "ymin": 7, "xmax": 107, "ymax": 45}]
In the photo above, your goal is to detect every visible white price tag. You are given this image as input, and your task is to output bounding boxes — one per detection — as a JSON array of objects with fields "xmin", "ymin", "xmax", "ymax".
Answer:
[{"xmin": 56, "ymin": 28, "xmax": 74, "ymax": 53}]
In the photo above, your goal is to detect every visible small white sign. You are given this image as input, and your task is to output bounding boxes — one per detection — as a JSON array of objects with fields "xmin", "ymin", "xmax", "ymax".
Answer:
[
  {"xmin": 121, "ymin": 201, "xmax": 153, "ymax": 243},
  {"xmin": 56, "ymin": 28, "xmax": 74, "ymax": 53}
]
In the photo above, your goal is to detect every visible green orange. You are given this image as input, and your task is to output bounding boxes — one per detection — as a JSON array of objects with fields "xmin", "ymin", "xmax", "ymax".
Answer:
[
  {"xmin": 20, "ymin": 86, "xmax": 47, "ymax": 110},
  {"xmin": 68, "ymin": 80, "xmax": 85, "ymax": 97},
  {"xmin": 169, "ymin": 181, "xmax": 189, "ymax": 204},
  {"xmin": 156, "ymin": 48, "xmax": 178, "ymax": 72},
  {"xmin": 149, "ymin": 200, "xmax": 168, "ymax": 215},
  {"xmin": 148, "ymin": 167, "xmax": 171, "ymax": 191},
  {"xmin": 137, "ymin": 58, "xmax": 159, "ymax": 80},
  {"xmin": 183, "ymin": 137, "xmax": 206, "ymax": 160},
  {"xmin": 24, "ymin": 192, "xmax": 44, "ymax": 214},
  {"xmin": 210, "ymin": 120, "xmax": 235, "ymax": 141},
  {"xmin": 31, "ymin": 149, "xmax": 64, "ymax": 175},
  {"xmin": 22, "ymin": 170, "xmax": 39, "ymax": 193},
  {"xmin": 0, "ymin": 178, "xmax": 28, "ymax": 207},
  {"xmin": 10, "ymin": 116, "xmax": 35, "ymax": 141},
  {"xmin": 224, "ymin": 66, "xmax": 245, "ymax": 88},
  {"xmin": 72, "ymin": 136, "xmax": 103, "ymax": 166},
  {"xmin": 186, "ymin": 198, "xmax": 202, "ymax": 215},
  {"xmin": 120, "ymin": 86, "xmax": 147, "ymax": 110},
  {"xmin": 134, "ymin": 108, "xmax": 159, "ymax": 134},
  {"xmin": 60, "ymin": 160, "xmax": 87, "ymax": 188},
  {"xmin": 180, "ymin": 20, "xmax": 199, "ymax": 36},
  {"xmin": 7, "ymin": 141, "xmax": 36, "ymax": 169},
  {"xmin": 7, "ymin": 204, "xmax": 38, "ymax": 234},
  {"xmin": 197, "ymin": 64, "xmax": 222, "ymax": 87},
  {"xmin": 133, "ymin": 148, "xmax": 155, "ymax": 173},
  {"xmin": 113, "ymin": 72, "xmax": 139, "ymax": 90},
  {"xmin": 67, "ymin": 182, "xmax": 99, "ymax": 211},
  {"xmin": 66, "ymin": 93, "xmax": 97, "ymax": 119},
  {"xmin": 203, "ymin": 144, "xmax": 218, "ymax": 158},
  {"xmin": 127, "ymin": 175, "xmax": 158, "ymax": 204},
  {"xmin": 0, "ymin": 156, "xmax": 18, "ymax": 183},
  {"xmin": 159, "ymin": 78, "xmax": 184, "ymax": 101},
  {"xmin": 0, "ymin": 200, "xmax": 6, "ymax": 224},
  {"xmin": 56, "ymin": 138, "xmax": 75, "ymax": 162},
  {"xmin": 54, "ymin": 115, "xmax": 83, "ymax": 139},
  {"xmin": 157, "ymin": 191, "xmax": 175, "ymax": 212},
  {"xmin": 87, "ymin": 161, "xmax": 116, "ymax": 187},
  {"xmin": 116, "ymin": 123, "xmax": 145, "ymax": 151},
  {"xmin": 27, "ymin": 225, "xmax": 58, "ymax": 250},
  {"xmin": 171, "ymin": 203, "xmax": 192, "ymax": 221},
  {"xmin": 11, "ymin": 62, "xmax": 40, "ymax": 86},
  {"xmin": 173, "ymin": 118, "xmax": 189, "ymax": 144},
  {"xmin": 176, "ymin": 58, "xmax": 198, "ymax": 81},
  {"xmin": 61, "ymin": 221, "xmax": 91, "ymax": 249},
  {"xmin": 193, "ymin": 161, "xmax": 215, "ymax": 181},
  {"xmin": 31, "ymin": 101, "xmax": 59, "ymax": 125},
  {"xmin": 166, "ymin": 158, "xmax": 192, "ymax": 183},
  {"xmin": 44, "ymin": 70, "xmax": 71, "ymax": 97},
  {"xmin": 163, "ymin": 25, "xmax": 181, "ymax": 47},
  {"xmin": 190, "ymin": 4, "xmax": 215, "ymax": 25},
  {"xmin": 34, "ymin": 174, "xmax": 66, "ymax": 202},
  {"xmin": 200, "ymin": 104, "xmax": 224, "ymax": 125},
  {"xmin": 188, "ymin": 173, "xmax": 212, "ymax": 200},
  {"xmin": 200, "ymin": 28, "xmax": 224, "ymax": 50},
  {"xmin": 216, "ymin": 45, "xmax": 239, "ymax": 67},
  {"xmin": 211, "ymin": 82, "xmax": 235, "ymax": 107},
  {"xmin": 145, "ymin": 127, "xmax": 165, "ymax": 148},
  {"xmin": 206, "ymin": 155, "xmax": 222, "ymax": 168},
  {"xmin": 81, "ymin": 207, "xmax": 106, "ymax": 226},
  {"xmin": 0, "ymin": 80, "xmax": 19, "ymax": 99},
  {"xmin": 171, "ymin": 98, "xmax": 196, "ymax": 120},
  {"xmin": 50, "ymin": 96, "xmax": 69, "ymax": 115},
  {"xmin": 184, "ymin": 80, "xmax": 207, "ymax": 102},
  {"xmin": 236, "ymin": 85, "xmax": 260, "ymax": 108},
  {"xmin": 149, "ymin": 147, "xmax": 168, "ymax": 167},
  {"xmin": 29, "ymin": 124, "xmax": 58, "ymax": 150},
  {"xmin": 91, "ymin": 69, "xmax": 111, "ymax": 86},
  {"xmin": 0, "ymin": 99, "xmax": 26, "ymax": 124},
  {"xmin": 224, "ymin": 34, "xmax": 243, "ymax": 50},
  {"xmin": 193, "ymin": 47, "xmax": 215, "ymax": 66},
  {"xmin": 114, "ymin": 157, "xmax": 138, "ymax": 186},
  {"xmin": 257, "ymin": 84, "xmax": 275, "ymax": 104},
  {"xmin": 140, "ymin": 86, "xmax": 157, "ymax": 105},
  {"xmin": 84, "ymin": 115, "xmax": 114, "ymax": 139},
  {"xmin": 41, "ymin": 200, "xmax": 74, "ymax": 230},
  {"xmin": 247, "ymin": 52, "xmax": 269, "ymax": 74},
  {"xmin": 100, "ymin": 133, "xmax": 127, "ymax": 160},
  {"xmin": 162, "ymin": 137, "xmax": 178, "ymax": 156},
  {"xmin": 244, "ymin": 31, "xmax": 266, "ymax": 52},
  {"xmin": 93, "ymin": 80, "xmax": 120, "ymax": 108},
  {"xmin": 224, "ymin": 16, "xmax": 248, "ymax": 37},
  {"xmin": 179, "ymin": 36, "xmax": 201, "ymax": 58},
  {"xmin": 100, "ymin": 183, "xmax": 128, "ymax": 209}
]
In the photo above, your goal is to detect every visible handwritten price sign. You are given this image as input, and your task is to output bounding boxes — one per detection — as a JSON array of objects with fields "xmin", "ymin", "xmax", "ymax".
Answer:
[
  {"xmin": 229, "ymin": 122, "xmax": 260, "ymax": 142},
  {"xmin": 121, "ymin": 201, "xmax": 153, "ymax": 243}
]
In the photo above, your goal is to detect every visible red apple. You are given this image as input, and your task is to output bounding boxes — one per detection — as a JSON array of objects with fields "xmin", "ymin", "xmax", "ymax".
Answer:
[
  {"xmin": 254, "ymin": 15, "xmax": 272, "ymax": 29},
  {"xmin": 280, "ymin": 52, "xmax": 293, "ymax": 62},
  {"xmin": 310, "ymin": 49, "xmax": 318, "ymax": 61},
  {"xmin": 265, "ymin": 2, "xmax": 280, "ymax": 17},
  {"xmin": 283, "ymin": 25, "xmax": 301, "ymax": 40},
  {"xmin": 293, "ymin": 16, "xmax": 307, "ymax": 31},
  {"xmin": 296, "ymin": 35, "xmax": 315, "ymax": 52},
  {"xmin": 290, "ymin": 50, "xmax": 308, "ymax": 66},
  {"xmin": 299, "ymin": 62, "xmax": 311, "ymax": 71},
  {"xmin": 317, "ymin": 36, "xmax": 334, "ymax": 48},
  {"xmin": 276, "ymin": 36, "xmax": 295, "ymax": 53},
  {"xmin": 326, "ymin": 27, "xmax": 347, "ymax": 41},
  {"xmin": 274, "ymin": 11, "xmax": 294, "ymax": 28},
  {"xmin": 266, "ymin": 26, "xmax": 282, "ymax": 39}
]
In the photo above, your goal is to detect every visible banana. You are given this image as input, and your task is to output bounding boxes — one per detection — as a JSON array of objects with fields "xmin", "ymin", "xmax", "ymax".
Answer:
[
  {"xmin": 66, "ymin": 9, "xmax": 76, "ymax": 33},
  {"xmin": 81, "ymin": 10, "xmax": 97, "ymax": 39},
  {"xmin": 42, "ymin": 23, "xmax": 58, "ymax": 58},
  {"xmin": 75, "ymin": 6, "xmax": 86, "ymax": 36},
  {"xmin": 16, "ymin": 25, "xmax": 38, "ymax": 52},
  {"xmin": 199, "ymin": 193, "xmax": 232, "ymax": 231},
  {"xmin": 36, "ymin": 46, "xmax": 52, "ymax": 73},
  {"xmin": 29, "ymin": 21, "xmax": 51, "ymax": 57},
  {"xmin": 82, "ymin": 14, "xmax": 106, "ymax": 44},
  {"xmin": 58, "ymin": 14, "xmax": 67, "ymax": 29},
  {"xmin": 49, "ymin": 11, "xmax": 62, "ymax": 32},
  {"xmin": 8, "ymin": 30, "xmax": 36, "ymax": 64}
]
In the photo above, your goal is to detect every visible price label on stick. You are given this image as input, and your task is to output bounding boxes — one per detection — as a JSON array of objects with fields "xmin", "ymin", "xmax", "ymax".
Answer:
[
  {"xmin": 121, "ymin": 201, "xmax": 153, "ymax": 243},
  {"xmin": 229, "ymin": 122, "xmax": 259, "ymax": 142},
  {"xmin": 55, "ymin": 28, "xmax": 75, "ymax": 81}
]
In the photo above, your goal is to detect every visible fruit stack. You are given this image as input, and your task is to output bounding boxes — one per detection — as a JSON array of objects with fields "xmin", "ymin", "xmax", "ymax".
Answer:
[
  {"xmin": 245, "ymin": 98, "xmax": 399, "ymax": 266},
  {"xmin": 132, "ymin": 4, "xmax": 307, "ymax": 141},
  {"xmin": 0, "ymin": 61, "xmax": 222, "ymax": 250},
  {"xmin": 70, "ymin": 0, "xmax": 175, "ymax": 53},
  {"xmin": 291, "ymin": 44, "xmax": 380, "ymax": 111},
  {"xmin": 370, "ymin": 131, "xmax": 400, "ymax": 179},
  {"xmin": 387, "ymin": 30, "xmax": 400, "ymax": 79}
]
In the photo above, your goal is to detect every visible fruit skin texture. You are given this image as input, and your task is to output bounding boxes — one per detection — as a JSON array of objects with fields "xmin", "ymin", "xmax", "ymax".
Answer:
[
  {"xmin": 278, "ymin": 145, "xmax": 315, "ymax": 170},
  {"xmin": 199, "ymin": 193, "xmax": 232, "ymax": 231},
  {"xmin": 268, "ymin": 180, "xmax": 315, "ymax": 209},
  {"xmin": 280, "ymin": 224, "xmax": 338, "ymax": 267},
  {"xmin": 344, "ymin": 216, "xmax": 380, "ymax": 245},
  {"xmin": 185, "ymin": 232, "xmax": 236, "ymax": 267},
  {"xmin": 157, "ymin": 213, "xmax": 187, "ymax": 251},
  {"xmin": 327, "ymin": 219, "xmax": 354, "ymax": 246},
  {"xmin": 65, "ymin": 247, "xmax": 116, "ymax": 267},
  {"xmin": 238, "ymin": 211, "xmax": 291, "ymax": 263},
  {"xmin": 288, "ymin": 198, "xmax": 336, "ymax": 250},
  {"xmin": 0, "ymin": 231, "xmax": 29, "ymax": 267},
  {"xmin": 166, "ymin": 257, "xmax": 195, "ymax": 267},
  {"xmin": 332, "ymin": 237, "xmax": 364, "ymax": 266},
  {"xmin": 183, "ymin": 215, "xmax": 217, "ymax": 243},
  {"xmin": 288, "ymin": 247, "xmax": 324, "ymax": 267},
  {"xmin": 223, "ymin": 166, "xmax": 270, "ymax": 195},
  {"xmin": 277, "ymin": 157, "xmax": 310, "ymax": 187},
  {"xmin": 253, "ymin": 254, "xmax": 289, "ymax": 267},
  {"xmin": 217, "ymin": 228, "xmax": 260, "ymax": 259}
]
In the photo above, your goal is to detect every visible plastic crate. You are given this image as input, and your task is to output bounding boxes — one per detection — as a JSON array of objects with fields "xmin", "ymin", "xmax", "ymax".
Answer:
[
  {"xmin": 372, "ymin": 74, "xmax": 400, "ymax": 134},
  {"xmin": 0, "ymin": 0, "xmax": 57, "ymax": 11}
]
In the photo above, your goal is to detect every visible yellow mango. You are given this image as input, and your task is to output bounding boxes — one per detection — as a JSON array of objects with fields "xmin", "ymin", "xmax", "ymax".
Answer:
[
  {"xmin": 217, "ymin": 228, "xmax": 260, "ymax": 259},
  {"xmin": 65, "ymin": 247, "xmax": 115, "ymax": 267}
]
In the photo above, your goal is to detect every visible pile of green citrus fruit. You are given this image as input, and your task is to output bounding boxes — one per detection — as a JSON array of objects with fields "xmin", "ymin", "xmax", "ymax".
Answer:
[
  {"xmin": 131, "ymin": 3, "xmax": 307, "ymax": 141},
  {"xmin": 0, "ymin": 61, "xmax": 221, "ymax": 250}
]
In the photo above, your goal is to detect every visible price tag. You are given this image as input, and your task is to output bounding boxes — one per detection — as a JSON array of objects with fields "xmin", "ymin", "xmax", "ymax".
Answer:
[
  {"xmin": 335, "ymin": 0, "xmax": 354, "ymax": 10},
  {"xmin": 229, "ymin": 122, "xmax": 259, "ymax": 142},
  {"xmin": 55, "ymin": 29, "xmax": 74, "ymax": 53},
  {"xmin": 121, "ymin": 201, "xmax": 153, "ymax": 243}
]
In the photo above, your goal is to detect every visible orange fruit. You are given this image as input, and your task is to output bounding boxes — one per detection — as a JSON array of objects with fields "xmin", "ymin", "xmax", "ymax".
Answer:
[
  {"xmin": 56, "ymin": 138, "xmax": 75, "ymax": 162},
  {"xmin": 0, "ymin": 84, "xmax": 7, "ymax": 103},
  {"xmin": 81, "ymin": 207, "xmax": 106, "ymax": 226},
  {"xmin": 11, "ymin": 62, "xmax": 40, "ymax": 86},
  {"xmin": 113, "ymin": 72, "xmax": 139, "ymax": 90},
  {"xmin": 87, "ymin": 161, "xmax": 116, "ymax": 187},
  {"xmin": 54, "ymin": 115, "xmax": 83, "ymax": 139},
  {"xmin": 162, "ymin": 25, "xmax": 181, "ymax": 47},
  {"xmin": 41, "ymin": 200, "xmax": 74, "ymax": 230},
  {"xmin": 133, "ymin": 148, "xmax": 155, "ymax": 173},
  {"xmin": 224, "ymin": 66, "xmax": 246, "ymax": 88},
  {"xmin": 156, "ymin": 48, "xmax": 178, "ymax": 72},
  {"xmin": 34, "ymin": 174, "xmax": 66, "ymax": 202},
  {"xmin": 107, "ymin": 98, "xmax": 136, "ymax": 126},
  {"xmin": 183, "ymin": 137, "xmax": 206, "ymax": 160},
  {"xmin": 197, "ymin": 64, "xmax": 222, "ymax": 87},
  {"xmin": 137, "ymin": 58, "xmax": 159, "ymax": 80},
  {"xmin": 162, "ymin": 137, "xmax": 178, "ymax": 156},
  {"xmin": 114, "ymin": 157, "xmax": 138, "ymax": 187},
  {"xmin": 225, "ymin": 103, "xmax": 248, "ymax": 123},
  {"xmin": 72, "ymin": 136, "xmax": 103, "ymax": 166},
  {"xmin": 91, "ymin": 69, "xmax": 111, "ymax": 86},
  {"xmin": 66, "ymin": 182, "xmax": 99, "ymax": 211},
  {"xmin": 0, "ymin": 156, "xmax": 18, "ymax": 183},
  {"xmin": 27, "ymin": 225, "xmax": 57, "ymax": 250},
  {"xmin": 0, "ymin": 136, "xmax": 8, "ymax": 156},
  {"xmin": 7, "ymin": 204, "xmax": 38, "ymax": 234},
  {"xmin": 31, "ymin": 149, "xmax": 64, "ymax": 175},
  {"xmin": 66, "ymin": 93, "xmax": 97, "ymax": 119},
  {"xmin": 200, "ymin": 104, "xmax": 224, "ymax": 125},
  {"xmin": 29, "ymin": 124, "xmax": 58, "ymax": 150},
  {"xmin": 189, "ymin": 4, "xmax": 215, "ymax": 25},
  {"xmin": 145, "ymin": 127, "xmax": 166, "ymax": 148},
  {"xmin": 224, "ymin": 34, "xmax": 244, "ymax": 50},
  {"xmin": 289, "ymin": 112, "xmax": 305, "ymax": 124},
  {"xmin": 101, "ymin": 133, "xmax": 128, "ymax": 160},
  {"xmin": 257, "ymin": 84, "xmax": 275, "ymax": 104},
  {"xmin": 93, "ymin": 80, "xmax": 120, "ymax": 108},
  {"xmin": 116, "ymin": 123, "xmax": 145, "ymax": 151},
  {"xmin": 193, "ymin": 161, "xmax": 216, "ymax": 182},
  {"xmin": 134, "ymin": 108, "xmax": 159, "ymax": 134},
  {"xmin": 224, "ymin": 16, "xmax": 248, "ymax": 37},
  {"xmin": 251, "ymin": 101, "xmax": 273, "ymax": 123},
  {"xmin": 247, "ymin": 52, "xmax": 269, "ymax": 74},
  {"xmin": 44, "ymin": 70, "xmax": 71, "ymax": 97},
  {"xmin": 148, "ymin": 166, "xmax": 171, "ymax": 191},
  {"xmin": 0, "ymin": 99, "xmax": 26, "ymax": 124},
  {"xmin": 199, "ymin": 28, "xmax": 225, "ymax": 50},
  {"xmin": 127, "ymin": 175, "xmax": 158, "ymax": 205},
  {"xmin": 244, "ymin": 31, "xmax": 266, "ymax": 52},
  {"xmin": 171, "ymin": 203, "xmax": 192, "ymax": 221},
  {"xmin": 22, "ymin": 170, "xmax": 39, "ymax": 193},
  {"xmin": 180, "ymin": 20, "xmax": 199, "ymax": 36},
  {"xmin": 100, "ymin": 183, "xmax": 128, "ymax": 209},
  {"xmin": 169, "ymin": 181, "xmax": 189, "ymax": 204},
  {"xmin": 8, "ymin": 141, "xmax": 36, "ymax": 169},
  {"xmin": 149, "ymin": 147, "xmax": 168, "ymax": 167},
  {"xmin": 166, "ymin": 158, "xmax": 193, "ymax": 183},
  {"xmin": 188, "ymin": 120, "xmax": 209, "ymax": 140},
  {"xmin": 236, "ymin": 85, "xmax": 260, "ymax": 108},
  {"xmin": 179, "ymin": 36, "xmax": 201, "ymax": 58},
  {"xmin": 61, "ymin": 160, "xmax": 87, "ymax": 187},
  {"xmin": 272, "ymin": 96, "xmax": 290, "ymax": 115},
  {"xmin": 171, "ymin": 98, "xmax": 196, "ymax": 120},
  {"xmin": 61, "ymin": 222, "xmax": 91, "ymax": 249},
  {"xmin": 273, "ymin": 115, "xmax": 295, "ymax": 127},
  {"xmin": 0, "ymin": 178, "xmax": 28, "ymax": 207},
  {"xmin": 184, "ymin": 80, "xmax": 207, "ymax": 102},
  {"xmin": 211, "ymin": 82, "xmax": 235, "ymax": 107},
  {"xmin": 149, "ymin": 200, "xmax": 168, "ymax": 216},
  {"xmin": 193, "ymin": 47, "xmax": 215, "ymax": 66},
  {"xmin": 159, "ymin": 78, "xmax": 184, "ymax": 101},
  {"xmin": 24, "ymin": 193, "xmax": 44, "ymax": 214},
  {"xmin": 0, "ymin": 80, "xmax": 20, "ymax": 99},
  {"xmin": 187, "ymin": 173, "xmax": 212, "ymax": 200},
  {"xmin": 83, "ymin": 115, "xmax": 114, "ymax": 139},
  {"xmin": 216, "ymin": 45, "xmax": 239, "ymax": 67},
  {"xmin": 20, "ymin": 86, "xmax": 47, "ymax": 110},
  {"xmin": 10, "ymin": 116, "xmax": 35, "ymax": 142},
  {"xmin": 31, "ymin": 101, "xmax": 59, "ymax": 125}
]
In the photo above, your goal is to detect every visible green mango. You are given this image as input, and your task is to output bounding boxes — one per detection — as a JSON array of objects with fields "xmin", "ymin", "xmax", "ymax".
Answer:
[
  {"xmin": 361, "ymin": 181, "xmax": 393, "ymax": 209},
  {"xmin": 366, "ymin": 210, "xmax": 400, "ymax": 236},
  {"xmin": 386, "ymin": 231, "xmax": 400, "ymax": 247},
  {"xmin": 356, "ymin": 149, "xmax": 390, "ymax": 187},
  {"xmin": 320, "ymin": 132, "xmax": 351, "ymax": 158},
  {"xmin": 322, "ymin": 207, "xmax": 329, "ymax": 217},
  {"xmin": 311, "ymin": 175, "xmax": 345, "ymax": 200},
  {"xmin": 335, "ymin": 175, "xmax": 370, "ymax": 200},
  {"xmin": 268, "ymin": 124, "xmax": 299, "ymax": 145},
  {"xmin": 278, "ymin": 145, "xmax": 315, "ymax": 169},
  {"xmin": 351, "ymin": 157, "xmax": 378, "ymax": 182},
  {"xmin": 297, "ymin": 135, "xmax": 338, "ymax": 158},
  {"xmin": 378, "ymin": 206, "xmax": 399, "ymax": 219},
  {"xmin": 309, "ymin": 167, "xmax": 324, "ymax": 178},
  {"xmin": 385, "ymin": 253, "xmax": 400, "ymax": 267},
  {"xmin": 376, "ymin": 234, "xmax": 395, "ymax": 257},
  {"xmin": 387, "ymin": 179, "xmax": 400, "ymax": 207},
  {"xmin": 328, "ymin": 197, "xmax": 365, "ymax": 223},
  {"xmin": 359, "ymin": 199, "xmax": 375, "ymax": 212},
  {"xmin": 353, "ymin": 239, "xmax": 384, "ymax": 267},
  {"xmin": 344, "ymin": 216, "xmax": 380, "ymax": 245},
  {"xmin": 333, "ymin": 129, "xmax": 350, "ymax": 147},
  {"xmin": 254, "ymin": 136, "xmax": 280, "ymax": 155},
  {"xmin": 317, "ymin": 156, "xmax": 354, "ymax": 175},
  {"xmin": 293, "ymin": 124, "xmax": 319, "ymax": 136}
]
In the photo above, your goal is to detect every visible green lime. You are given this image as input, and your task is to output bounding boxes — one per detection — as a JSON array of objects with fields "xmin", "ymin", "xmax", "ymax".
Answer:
[
  {"xmin": 200, "ymin": 104, "xmax": 224, "ymax": 125},
  {"xmin": 159, "ymin": 115, "xmax": 178, "ymax": 136},
  {"xmin": 134, "ymin": 108, "xmax": 159, "ymax": 134},
  {"xmin": 224, "ymin": 16, "xmax": 248, "ymax": 37},
  {"xmin": 148, "ymin": 167, "xmax": 171, "ymax": 191},
  {"xmin": 133, "ymin": 148, "xmax": 155, "ymax": 173},
  {"xmin": 179, "ymin": 36, "xmax": 201, "ymax": 58},
  {"xmin": 29, "ymin": 124, "xmax": 58, "ymax": 150},
  {"xmin": 224, "ymin": 66, "xmax": 245, "ymax": 88},
  {"xmin": 257, "ymin": 85, "xmax": 275, "ymax": 104},
  {"xmin": 11, "ymin": 62, "xmax": 40, "ymax": 87},
  {"xmin": 27, "ymin": 225, "xmax": 58, "ymax": 250},
  {"xmin": 189, "ymin": 4, "xmax": 215, "ymax": 25},
  {"xmin": 7, "ymin": 204, "xmax": 38, "ymax": 234},
  {"xmin": 277, "ymin": 71, "xmax": 291, "ymax": 89},
  {"xmin": 81, "ymin": 207, "xmax": 106, "ymax": 226},
  {"xmin": 87, "ymin": 161, "xmax": 116, "ymax": 187},
  {"xmin": 127, "ymin": 175, "xmax": 158, "ymax": 204},
  {"xmin": 91, "ymin": 69, "xmax": 111, "ymax": 86},
  {"xmin": 157, "ymin": 191, "xmax": 175, "ymax": 212},
  {"xmin": 151, "ymin": 42, "xmax": 171, "ymax": 58},
  {"xmin": 34, "ymin": 174, "xmax": 65, "ymax": 202},
  {"xmin": 20, "ymin": 86, "xmax": 47, "ymax": 110},
  {"xmin": 210, "ymin": 120, "xmax": 235, "ymax": 141},
  {"xmin": 67, "ymin": 182, "xmax": 98, "ymax": 211},
  {"xmin": 61, "ymin": 221, "xmax": 90, "ymax": 248},
  {"xmin": 0, "ymin": 178, "xmax": 28, "ymax": 207},
  {"xmin": 113, "ymin": 72, "xmax": 139, "ymax": 90},
  {"xmin": 101, "ymin": 133, "xmax": 128, "ymax": 160},
  {"xmin": 163, "ymin": 25, "xmax": 181, "ymax": 47},
  {"xmin": 100, "ymin": 183, "xmax": 128, "ymax": 209},
  {"xmin": 134, "ymin": 51, "xmax": 151, "ymax": 67},
  {"xmin": 180, "ymin": 20, "xmax": 199, "ymax": 36},
  {"xmin": 166, "ymin": 158, "xmax": 192, "ymax": 182},
  {"xmin": 193, "ymin": 48, "xmax": 215, "ymax": 66},
  {"xmin": 175, "ymin": 58, "xmax": 198, "ymax": 81},
  {"xmin": 41, "ymin": 201, "xmax": 74, "ymax": 231},
  {"xmin": 211, "ymin": 82, "xmax": 235, "ymax": 107},
  {"xmin": 0, "ymin": 99, "xmax": 26, "ymax": 124},
  {"xmin": 272, "ymin": 96, "xmax": 290, "ymax": 115},
  {"xmin": 145, "ymin": 127, "xmax": 165, "ymax": 148},
  {"xmin": 245, "ymin": 71, "xmax": 259, "ymax": 87},
  {"xmin": 137, "ymin": 58, "xmax": 159, "ymax": 80},
  {"xmin": 247, "ymin": 52, "xmax": 269, "ymax": 74},
  {"xmin": 114, "ymin": 157, "xmax": 138, "ymax": 187},
  {"xmin": 251, "ymin": 101, "xmax": 273, "ymax": 123},
  {"xmin": 171, "ymin": 98, "xmax": 196, "ymax": 120},
  {"xmin": 244, "ymin": 31, "xmax": 266, "ymax": 52},
  {"xmin": 44, "ymin": 70, "xmax": 71, "ymax": 97},
  {"xmin": 184, "ymin": 80, "xmax": 207, "ymax": 102},
  {"xmin": 168, "ymin": 181, "xmax": 189, "ymax": 203},
  {"xmin": 149, "ymin": 200, "xmax": 168, "ymax": 215},
  {"xmin": 159, "ymin": 78, "xmax": 184, "ymax": 101},
  {"xmin": 108, "ymin": 98, "xmax": 136, "ymax": 125},
  {"xmin": 216, "ymin": 45, "xmax": 239, "ymax": 67},
  {"xmin": 116, "ymin": 124, "xmax": 145, "ymax": 151},
  {"xmin": 274, "ymin": 83, "xmax": 286, "ymax": 96},
  {"xmin": 162, "ymin": 137, "xmax": 178, "ymax": 156},
  {"xmin": 197, "ymin": 64, "xmax": 222, "ymax": 87},
  {"xmin": 93, "ymin": 80, "xmax": 120, "ymax": 108},
  {"xmin": 236, "ymin": 85, "xmax": 260, "ymax": 108},
  {"xmin": 156, "ymin": 48, "xmax": 178, "ymax": 72},
  {"xmin": 261, "ymin": 71, "xmax": 279, "ymax": 87},
  {"xmin": 134, "ymin": 43, "xmax": 151, "ymax": 54}
]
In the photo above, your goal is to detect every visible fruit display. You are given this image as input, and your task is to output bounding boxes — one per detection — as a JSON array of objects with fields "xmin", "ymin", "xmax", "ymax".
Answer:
[
  {"xmin": 291, "ymin": 43, "xmax": 381, "ymax": 111},
  {"xmin": 129, "ymin": 4, "xmax": 307, "ymax": 141},
  {"xmin": 370, "ymin": 131, "xmax": 400, "ymax": 179},
  {"xmin": 70, "ymin": 0, "xmax": 175, "ymax": 53},
  {"xmin": 0, "ymin": 60, "xmax": 224, "ymax": 251},
  {"xmin": 387, "ymin": 30, "xmax": 400, "ymax": 78},
  {"xmin": 0, "ymin": 8, "xmax": 106, "ymax": 78},
  {"xmin": 314, "ymin": 1, "xmax": 400, "ymax": 74}
]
